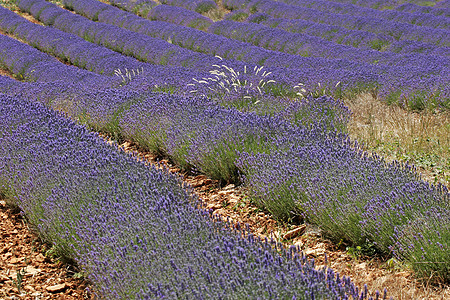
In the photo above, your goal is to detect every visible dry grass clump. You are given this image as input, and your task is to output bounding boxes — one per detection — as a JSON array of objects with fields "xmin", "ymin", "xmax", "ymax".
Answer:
[
  {"xmin": 204, "ymin": 3, "xmax": 230, "ymax": 22},
  {"xmin": 346, "ymin": 94, "xmax": 449, "ymax": 187}
]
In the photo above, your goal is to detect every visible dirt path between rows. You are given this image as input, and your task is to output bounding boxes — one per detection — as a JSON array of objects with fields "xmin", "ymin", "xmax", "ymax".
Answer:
[{"xmin": 0, "ymin": 200, "xmax": 94, "ymax": 299}]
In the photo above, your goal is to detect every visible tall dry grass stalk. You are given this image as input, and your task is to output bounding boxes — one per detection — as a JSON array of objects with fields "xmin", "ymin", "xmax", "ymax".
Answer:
[{"xmin": 345, "ymin": 94, "xmax": 449, "ymax": 187}]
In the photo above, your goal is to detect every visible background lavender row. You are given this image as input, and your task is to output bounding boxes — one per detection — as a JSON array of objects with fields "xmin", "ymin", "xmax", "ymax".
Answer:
[
  {"xmin": 0, "ymin": 94, "xmax": 363, "ymax": 299},
  {"xmin": 15, "ymin": 0, "xmax": 385, "ymax": 101},
  {"xmin": 50, "ymin": 0, "xmax": 450, "ymax": 109},
  {"xmin": 0, "ymin": 31, "xmax": 106, "ymax": 84},
  {"xmin": 159, "ymin": 0, "xmax": 218, "ymax": 14},
  {"xmin": 147, "ymin": 4, "xmax": 213, "ymax": 30},
  {"xmin": 209, "ymin": 20, "xmax": 450, "ymax": 70},
  {"xmin": 279, "ymin": 0, "xmax": 449, "ymax": 29},
  {"xmin": 109, "ymin": 0, "xmax": 158, "ymax": 17},
  {"xmin": 222, "ymin": 0, "xmax": 450, "ymax": 47},
  {"xmin": 395, "ymin": 2, "xmax": 450, "ymax": 17},
  {"xmin": 0, "ymin": 5, "xmax": 217, "ymax": 94},
  {"xmin": 331, "ymin": 0, "xmax": 445, "ymax": 13},
  {"xmin": 246, "ymin": 13, "xmax": 449, "ymax": 57},
  {"xmin": 416, "ymin": 0, "xmax": 449, "ymax": 8},
  {"xmin": 13, "ymin": 0, "xmax": 222, "ymax": 71}
]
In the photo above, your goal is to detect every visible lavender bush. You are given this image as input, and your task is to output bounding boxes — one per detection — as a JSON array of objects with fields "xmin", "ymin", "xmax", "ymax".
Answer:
[
  {"xmin": 160, "ymin": 0, "xmax": 218, "ymax": 14},
  {"xmin": 393, "ymin": 209, "xmax": 449, "ymax": 282},
  {"xmin": 237, "ymin": 137, "xmax": 449, "ymax": 281},
  {"xmin": 147, "ymin": 4, "xmax": 213, "ymax": 30},
  {"xmin": 223, "ymin": 0, "xmax": 450, "ymax": 46},
  {"xmin": 59, "ymin": 0, "xmax": 449, "ymax": 109},
  {"xmin": 432, "ymin": 0, "xmax": 450, "ymax": 8},
  {"xmin": 110, "ymin": 0, "xmax": 157, "ymax": 16},
  {"xmin": 280, "ymin": 0, "xmax": 449, "ymax": 29},
  {"xmin": 395, "ymin": 2, "xmax": 450, "ymax": 17},
  {"xmin": 0, "ymin": 94, "xmax": 364, "ymax": 299},
  {"xmin": 332, "ymin": 0, "xmax": 443, "ymax": 11},
  {"xmin": 16, "ymin": 0, "xmax": 383, "ymax": 100},
  {"xmin": 247, "ymin": 13, "xmax": 449, "ymax": 56},
  {"xmin": 0, "ymin": 28, "xmax": 101, "ymax": 83}
]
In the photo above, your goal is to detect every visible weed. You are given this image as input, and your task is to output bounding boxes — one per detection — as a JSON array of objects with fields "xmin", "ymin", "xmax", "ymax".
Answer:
[
  {"xmin": 346, "ymin": 94, "xmax": 449, "ymax": 187},
  {"xmin": 188, "ymin": 56, "xmax": 281, "ymax": 106},
  {"xmin": 9, "ymin": 267, "xmax": 26, "ymax": 293},
  {"xmin": 114, "ymin": 67, "xmax": 144, "ymax": 86},
  {"xmin": 347, "ymin": 241, "xmax": 378, "ymax": 259}
]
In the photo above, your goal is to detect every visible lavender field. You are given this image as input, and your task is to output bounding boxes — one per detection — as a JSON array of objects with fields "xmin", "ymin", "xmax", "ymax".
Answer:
[{"xmin": 0, "ymin": 0, "xmax": 449, "ymax": 298}]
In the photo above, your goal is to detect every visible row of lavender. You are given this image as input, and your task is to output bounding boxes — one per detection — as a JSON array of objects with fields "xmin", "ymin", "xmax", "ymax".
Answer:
[
  {"xmin": 63, "ymin": 1, "xmax": 450, "ymax": 108},
  {"xmin": 222, "ymin": 0, "xmax": 449, "ymax": 46},
  {"xmin": 58, "ymin": 0, "xmax": 375, "ymax": 73},
  {"xmin": 0, "ymin": 92, "xmax": 367, "ymax": 299},
  {"xmin": 0, "ymin": 30, "xmax": 348, "ymax": 183},
  {"xmin": 110, "ymin": 0, "xmax": 450, "ymax": 56},
  {"xmin": 9, "ymin": 0, "xmax": 382, "ymax": 102},
  {"xmin": 279, "ymin": 0, "xmax": 449, "ymax": 29},
  {"xmin": 243, "ymin": 13, "xmax": 449, "ymax": 56},
  {"xmin": 0, "ymin": 6, "xmax": 350, "ymax": 137},
  {"xmin": 332, "ymin": 0, "xmax": 448, "ymax": 14},
  {"xmin": 209, "ymin": 20, "xmax": 450, "ymax": 65},
  {"xmin": 0, "ymin": 30, "xmax": 448, "ymax": 282},
  {"xmin": 73, "ymin": 0, "xmax": 450, "ymax": 109},
  {"xmin": 395, "ymin": 1, "xmax": 450, "ymax": 16}
]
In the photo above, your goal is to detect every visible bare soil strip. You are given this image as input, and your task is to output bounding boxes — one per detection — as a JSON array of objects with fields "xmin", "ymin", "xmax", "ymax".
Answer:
[{"xmin": 0, "ymin": 200, "xmax": 94, "ymax": 299}]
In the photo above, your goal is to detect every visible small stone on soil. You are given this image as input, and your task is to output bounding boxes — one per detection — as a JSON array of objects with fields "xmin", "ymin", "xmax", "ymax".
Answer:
[{"xmin": 46, "ymin": 283, "xmax": 67, "ymax": 293}]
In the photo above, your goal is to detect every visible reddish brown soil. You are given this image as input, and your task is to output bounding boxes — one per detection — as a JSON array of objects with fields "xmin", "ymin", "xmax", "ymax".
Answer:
[{"xmin": 0, "ymin": 200, "xmax": 94, "ymax": 299}]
